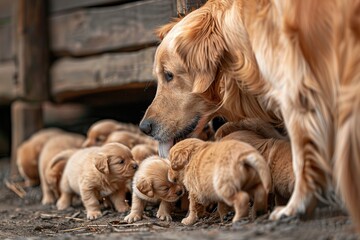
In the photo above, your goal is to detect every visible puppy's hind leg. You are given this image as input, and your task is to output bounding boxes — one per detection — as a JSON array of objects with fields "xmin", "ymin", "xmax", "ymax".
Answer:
[
  {"xmin": 229, "ymin": 191, "xmax": 250, "ymax": 222},
  {"xmin": 251, "ymin": 184, "xmax": 268, "ymax": 218},
  {"xmin": 56, "ymin": 177, "xmax": 72, "ymax": 210}
]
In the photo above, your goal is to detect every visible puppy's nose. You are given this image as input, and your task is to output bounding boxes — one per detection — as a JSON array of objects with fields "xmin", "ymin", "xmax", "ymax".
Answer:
[
  {"xmin": 132, "ymin": 163, "xmax": 138, "ymax": 170},
  {"xmin": 176, "ymin": 190, "xmax": 183, "ymax": 196},
  {"xmin": 139, "ymin": 119, "xmax": 154, "ymax": 136}
]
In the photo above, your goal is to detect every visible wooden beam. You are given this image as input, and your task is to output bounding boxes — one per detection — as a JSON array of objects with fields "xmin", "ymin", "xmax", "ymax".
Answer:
[
  {"xmin": 17, "ymin": 0, "xmax": 49, "ymax": 101},
  {"xmin": 0, "ymin": 61, "xmax": 17, "ymax": 104},
  {"xmin": 51, "ymin": 47, "xmax": 156, "ymax": 102},
  {"xmin": 177, "ymin": 0, "xmax": 206, "ymax": 15},
  {"xmin": 0, "ymin": 0, "xmax": 16, "ymax": 19},
  {"xmin": 50, "ymin": 0, "xmax": 128, "ymax": 13},
  {"xmin": 50, "ymin": 0, "xmax": 177, "ymax": 57},
  {"xmin": 10, "ymin": 101, "xmax": 43, "ymax": 180}
]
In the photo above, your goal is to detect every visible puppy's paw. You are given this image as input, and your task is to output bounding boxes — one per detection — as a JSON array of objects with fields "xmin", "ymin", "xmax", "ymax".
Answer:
[
  {"xmin": 42, "ymin": 195, "xmax": 56, "ymax": 205},
  {"xmin": 156, "ymin": 211, "xmax": 172, "ymax": 221},
  {"xmin": 269, "ymin": 206, "xmax": 296, "ymax": 220},
  {"xmin": 56, "ymin": 200, "xmax": 69, "ymax": 210},
  {"xmin": 181, "ymin": 216, "xmax": 197, "ymax": 225},
  {"xmin": 87, "ymin": 210, "xmax": 102, "ymax": 220},
  {"xmin": 124, "ymin": 212, "xmax": 142, "ymax": 223},
  {"xmin": 115, "ymin": 204, "xmax": 130, "ymax": 213}
]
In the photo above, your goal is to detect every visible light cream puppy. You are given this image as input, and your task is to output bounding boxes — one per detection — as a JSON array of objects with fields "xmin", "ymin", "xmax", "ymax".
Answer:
[
  {"xmin": 168, "ymin": 138, "xmax": 271, "ymax": 225},
  {"xmin": 124, "ymin": 156, "xmax": 184, "ymax": 223},
  {"xmin": 57, "ymin": 143, "xmax": 138, "ymax": 220},
  {"xmin": 130, "ymin": 144, "xmax": 158, "ymax": 165},
  {"xmin": 82, "ymin": 119, "xmax": 143, "ymax": 147},
  {"xmin": 104, "ymin": 131, "xmax": 158, "ymax": 150},
  {"xmin": 39, "ymin": 133, "xmax": 85, "ymax": 205},
  {"xmin": 16, "ymin": 128, "xmax": 63, "ymax": 186}
]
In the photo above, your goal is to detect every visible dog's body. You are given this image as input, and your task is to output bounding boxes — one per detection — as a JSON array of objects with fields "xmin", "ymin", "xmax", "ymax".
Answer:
[
  {"xmin": 57, "ymin": 143, "xmax": 138, "ymax": 220},
  {"xmin": 140, "ymin": 0, "xmax": 360, "ymax": 230},
  {"xmin": 16, "ymin": 128, "xmax": 63, "ymax": 186},
  {"xmin": 168, "ymin": 138, "xmax": 271, "ymax": 225},
  {"xmin": 124, "ymin": 156, "xmax": 184, "ymax": 223},
  {"xmin": 216, "ymin": 122, "xmax": 294, "ymax": 205},
  {"xmin": 39, "ymin": 133, "xmax": 85, "ymax": 205}
]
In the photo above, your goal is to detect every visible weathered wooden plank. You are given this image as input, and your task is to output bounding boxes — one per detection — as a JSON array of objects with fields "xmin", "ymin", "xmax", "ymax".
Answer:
[
  {"xmin": 0, "ymin": 18, "xmax": 13, "ymax": 61},
  {"xmin": 50, "ymin": 0, "xmax": 177, "ymax": 56},
  {"xmin": 177, "ymin": 0, "xmax": 206, "ymax": 15},
  {"xmin": 0, "ymin": 61, "xmax": 17, "ymax": 104},
  {"xmin": 17, "ymin": 0, "xmax": 49, "ymax": 101},
  {"xmin": 50, "ymin": 0, "xmax": 129, "ymax": 13},
  {"xmin": 51, "ymin": 47, "xmax": 156, "ymax": 101},
  {"xmin": 0, "ymin": 0, "xmax": 16, "ymax": 19}
]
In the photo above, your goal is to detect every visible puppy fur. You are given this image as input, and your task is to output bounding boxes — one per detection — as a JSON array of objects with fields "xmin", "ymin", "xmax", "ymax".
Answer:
[
  {"xmin": 124, "ymin": 156, "xmax": 184, "ymax": 223},
  {"xmin": 168, "ymin": 138, "xmax": 271, "ymax": 225},
  {"xmin": 56, "ymin": 143, "xmax": 138, "ymax": 220},
  {"xmin": 104, "ymin": 131, "xmax": 158, "ymax": 150},
  {"xmin": 16, "ymin": 128, "xmax": 63, "ymax": 186},
  {"xmin": 131, "ymin": 144, "xmax": 158, "ymax": 165},
  {"xmin": 216, "ymin": 121, "xmax": 294, "ymax": 205},
  {"xmin": 39, "ymin": 133, "xmax": 85, "ymax": 205},
  {"xmin": 83, "ymin": 119, "xmax": 143, "ymax": 147}
]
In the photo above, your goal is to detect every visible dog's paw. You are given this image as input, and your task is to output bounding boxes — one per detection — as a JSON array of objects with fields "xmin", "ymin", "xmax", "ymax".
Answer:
[
  {"xmin": 56, "ymin": 200, "xmax": 69, "ymax": 210},
  {"xmin": 269, "ymin": 206, "xmax": 296, "ymax": 220},
  {"xmin": 87, "ymin": 210, "xmax": 102, "ymax": 220},
  {"xmin": 124, "ymin": 212, "xmax": 142, "ymax": 223},
  {"xmin": 181, "ymin": 216, "xmax": 197, "ymax": 225},
  {"xmin": 156, "ymin": 211, "xmax": 172, "ymax": 221},
  {"xmin": 42, "ymin": 195, "xmax": 55, "ymax": 205}
]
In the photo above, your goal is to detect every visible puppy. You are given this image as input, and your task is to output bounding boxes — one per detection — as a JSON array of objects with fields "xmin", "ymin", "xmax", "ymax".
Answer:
[
  {"xmin": 124, "ymin": 156, "xmax": 184, "ymax": 223},
  {"xmin": 131, "ymin": 144, "xmax": 158, "ymax": 165},
  {"xmin": 168, "ymin": 138, "xmax": 271, "ymax": 225},
  {"xmin": 83, "ymin": 119, "xmax": 143, "ymax": 147},
  {"xmin": 56, "ymin": 143, "xmax": 138, "ymax": 220},
  {"xmin": 39, "ymin": 132, "xmax": 85, "ymax": 205},
  {"xmin": 216, "ymin": 122, "xmax": 294, "ymax": 205},
  {"xmin": 16, "ymin": 128, "xmax": 63, "ymax": 186},
  {"xmin": 104, "ymin": 131, "xmax": 158, "ymax": 150}
]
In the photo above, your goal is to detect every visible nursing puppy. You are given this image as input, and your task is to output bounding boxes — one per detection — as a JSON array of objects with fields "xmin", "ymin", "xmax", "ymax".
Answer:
[
  {"xmin": 168, "ymin": 138, "xmax": 271, "ymax": 225},
  {"xmin": 216, "ymin": 121, "xmax": 294, "ymax": 205},
  {"xmin": 83, "ymin": 119, "xmax": 143, "ymax": 147},
  {"xmin": 124, "ymin": 156, "xmax": 184, "ymax": 223},
  {"xmin": 104, "ymin": 131, "xmax": 158, "ymax": 150},
  {"xmin": 16, "ymin": 128, "xmax": 63, "ymax": 186},
  {"xmin": 131, "ymin": 144, "xmax": 158, "ymax": 165},
  {"xmin": 57, "ymin": 143, "xmax": 138, "ymax": 220},
  {"xmin": 39, "ymin": 133, "xmax": 85, "ymax": 205}
]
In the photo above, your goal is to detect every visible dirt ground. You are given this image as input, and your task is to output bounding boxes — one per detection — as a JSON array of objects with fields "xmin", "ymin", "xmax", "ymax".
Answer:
[{"xmin": 0, "ymin": 158, "xmax": 358, "ymax": 240}]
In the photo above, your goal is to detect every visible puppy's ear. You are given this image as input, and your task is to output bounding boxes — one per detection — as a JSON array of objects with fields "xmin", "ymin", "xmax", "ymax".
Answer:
[
  {"xmin": 169, "ymin": 146, "xmax": 192, "ymax": 170},
  {"xmin": 94, "ymin": 153, "xmax": 109, "ymax": 175},
  {"xmin": 136, "ymin": 178, "xmax": 154, "ymax": 198},
  {"xmin": 155, "ymin": 17, "xmax": 182, "ymax": 40},
  {"xmin": 174, "ymin": 11, "xmax": 226, "ymax": 93}
]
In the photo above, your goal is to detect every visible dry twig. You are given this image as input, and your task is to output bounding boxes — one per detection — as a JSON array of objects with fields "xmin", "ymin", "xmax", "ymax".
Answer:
[{"xmin": 4, "ymin": 179, "xmax": 26, "ymax": 198}]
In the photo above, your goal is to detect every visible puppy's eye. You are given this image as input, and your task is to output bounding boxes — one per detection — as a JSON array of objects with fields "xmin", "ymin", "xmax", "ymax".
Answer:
[
  {"xmin": 118, "ymin": 159, "xmax": 125, "ymax": 164},
  {"xmin": 164, "ymin": 71, "xmax": 173, "ymax": 82}
]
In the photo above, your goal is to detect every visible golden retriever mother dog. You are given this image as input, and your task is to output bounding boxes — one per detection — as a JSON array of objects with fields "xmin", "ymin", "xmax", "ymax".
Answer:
[{"xmin": 139, "ymin": 0, "xmax": 360, "ymax": 231}]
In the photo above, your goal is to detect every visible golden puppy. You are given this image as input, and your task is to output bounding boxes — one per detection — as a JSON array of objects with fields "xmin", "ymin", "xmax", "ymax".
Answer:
[
  {"xmin": 16, "ymin": 128, "xmax": 63, "ymax": 186},
  {"xmin": 56, "ymin": 143, "xmax": 138, "ymax": 220},
  {"xmin": 168, "ymin": 138, "xmax": 271, "ymax": 225},
  {"xmin": 104, "ymin": 131, "xmax": 158, "ymax": 149},
  {"xmin": 130, "ymin": 144, "xmax": 158, "ymax": 165},
  {"xmin": 216, "ymin": 122, "xmax": 294, "ymax": 205},
  {"xmin": 124, "ymin": 156, "xmax": 184, "ymax": 223},
  {"xmin": 39, "ymin": 133, "xmax": 85, "ymax": 205},
  {"xmin": 83, "ymin": 119, "xmax": 143, "ymax": 147}
]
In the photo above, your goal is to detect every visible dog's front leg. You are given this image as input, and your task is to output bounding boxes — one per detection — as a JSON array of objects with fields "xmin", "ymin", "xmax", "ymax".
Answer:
[
  {"xmin": 156, "ymin": 201, "xmax": 173, "ymax": 221},
  {"xmin": 181, "ymin": 194, "xmax": 201, "ymax": 225},
  {"xmin": 109, "ymin": 187, "xmax": 129, "ymax": 213},
  {"xmin": 124, "ymin": 192, "xmax": 145, "ymax": 223},
  {"xmin": 80, "ymin": 188, "xmax": 102, "ymax": 220}
]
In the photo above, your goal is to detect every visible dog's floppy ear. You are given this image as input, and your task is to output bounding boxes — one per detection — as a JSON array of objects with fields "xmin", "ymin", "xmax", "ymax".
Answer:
[
  {"xmin": 169, "ymin": 145, "xmax": 193, "ymax": 170},
  {"xmin": 174, "ymin": 11, "xmax": 226, "ymax": 93},
  {"xmin": 136, "ymin": 178, "xmax": 154, "ymax": 198},
  {"xmin": 155, "ymin": 17, "xmax": 182, "ymax": 40},
  {"xmin": 94, "ymin": 153, "xmax": 109, "ymax": 174}
]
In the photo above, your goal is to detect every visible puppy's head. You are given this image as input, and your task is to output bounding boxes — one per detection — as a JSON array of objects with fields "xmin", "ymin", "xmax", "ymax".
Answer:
[
  {"xmin": 94, "ymin": 143, "xmax": 138, "ymax": 180},
  {"xmin": 135, "ymin": 157, "xmax": 184, "ymax": 202},
  {"xmin": 131, "ymin": 144, "xmax": 157, "ymax": 164},
  {"xmin": 169, "ymin": 138, "xmax": 205, "ymax": 170},
  {"xmin": 104, "ymin": 131, "xmax": 142, "ymax": 149},
  {"xmin": 83, "ymin": 119, "xmax": 121, "ymax": 147}
]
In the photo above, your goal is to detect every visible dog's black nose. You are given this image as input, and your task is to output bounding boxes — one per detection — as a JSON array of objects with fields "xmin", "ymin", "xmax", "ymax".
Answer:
[
  {"xmin": 176, "ymin": 190, "xmax": 183, "ymax": 196},
  {"xmin": 133, "ymin": 163, "xmax": 138, "ymax": 170},
  {"xmin": 139, "ymin": 119, "xmax": 153, "ymax": 135}
]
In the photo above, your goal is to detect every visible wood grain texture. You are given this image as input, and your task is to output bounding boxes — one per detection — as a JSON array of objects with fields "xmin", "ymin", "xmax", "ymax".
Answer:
[
  {"xmin": 50, "ymin": 0, "xmax": 129, "ymax": 13},
  {"xmin": 51, "ymin": 47, "xmax": 156, "ymax": 101},
  {"xmin": 0, "ymin": 18, "xmax": 14, "ymax": 61},
  {"xmin": 0, "ymin": 61, "xmax": 17, "ymax": 104},
  {"xmin": 177, "ymin": 0, "xmax": 207, "ymax": 15},
  {"xmin": 50, "ymin": 0, "xmax": 177, "ymax": 56}
]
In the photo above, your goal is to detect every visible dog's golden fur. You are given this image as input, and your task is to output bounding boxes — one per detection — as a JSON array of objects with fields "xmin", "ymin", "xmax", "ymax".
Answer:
[
  {"xmin": 130, "ymin": 144, "xmax": 158, "ymax": 164},
  {"xmin": 216, "ymin": 121, "xmax": 294, "ymax": 205},
  {"xmin": 124, "ymin": 156, "xmax": 184, "ymax": 223},
  {"xmin": 57, "ymin": 143, "xmax": 138, "ymax": 220},
  {"xmin": 83, "ymin": 119, "xmax": 143, "ymax": 147},
  {"xmin": 16, "ymin": 128, "xmax": 63, "ymax": 187},
  {"xmin": 104, "ymin": 131, "xmax": 158, "ymax": 150},
  {"xmin": 39, "ymin": 133, "xmax": 85, "ymax": 205},
  {"xmin": 168, "ymin": 138, "xmax": 271, "ymax": 225},
  {"xmin": 140, "ymin": 0, "xmax": 360, "ymax": 230}
]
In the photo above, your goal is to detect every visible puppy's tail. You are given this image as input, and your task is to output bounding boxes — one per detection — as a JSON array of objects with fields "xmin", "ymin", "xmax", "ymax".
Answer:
[
  {"xmin": 49, "ymin": 149, "xmax": 77, "ymax": 169},
  {"xmin": 334, "ymin": 82, "xmax": 360, "ymax": 232},
  {"xmin": 244, "ymin": 153, "xmax": 272, "ymax": 194}
]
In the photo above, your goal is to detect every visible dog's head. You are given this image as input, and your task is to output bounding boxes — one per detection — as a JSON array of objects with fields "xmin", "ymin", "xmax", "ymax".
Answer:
[
  {"xmin": 94, "ymin": 142, "xmax": 138, "ymax": 180},
  {"xmin": 135, "ymin": 156, "xmax": 184, "ymax": 202}
]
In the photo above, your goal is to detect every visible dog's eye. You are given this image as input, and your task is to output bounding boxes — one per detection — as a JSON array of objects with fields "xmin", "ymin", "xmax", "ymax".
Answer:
[
  {"xmin": 164, "ymin": 71, "xmax": 173, "ymax": 82},
  {"xmin": 118, "ymin": 159, "xmax": 125, "ymax": 164}
]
